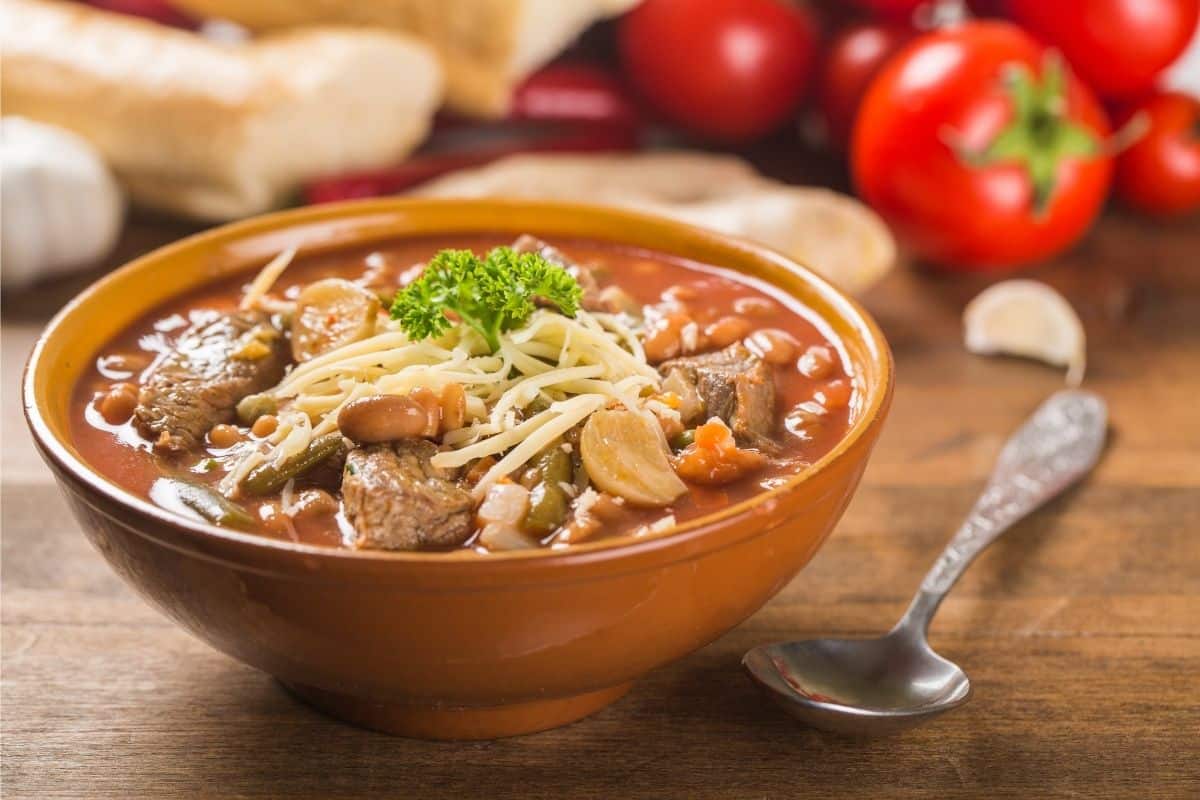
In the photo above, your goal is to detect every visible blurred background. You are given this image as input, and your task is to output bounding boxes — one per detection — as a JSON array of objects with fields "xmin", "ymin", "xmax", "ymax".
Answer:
[
  {"xmin": 4, "ymin": 4, "xmax": 1200, "ymax": 796},
  {"xmin": 2, "ymin": 0, "xmax": 1197, "ymax": 300}
]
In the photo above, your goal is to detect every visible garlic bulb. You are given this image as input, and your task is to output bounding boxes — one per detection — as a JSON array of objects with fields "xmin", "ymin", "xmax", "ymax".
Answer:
[{"xmin": 1, "ymin": 117, "xmax": 125, "ymax": 290}]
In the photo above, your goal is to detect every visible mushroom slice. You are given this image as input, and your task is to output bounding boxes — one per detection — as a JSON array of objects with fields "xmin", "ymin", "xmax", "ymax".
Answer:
[
  {"xmin": 964, "ymin": 280, "xmax": 1086, "ymax": 386},
  {"xmin": 291, "ymin": 278, "xmax": 380, "ymax": 362},
  {"xmin": 580, "ymin": 408, "xmax": 687, "ymax": 507}
]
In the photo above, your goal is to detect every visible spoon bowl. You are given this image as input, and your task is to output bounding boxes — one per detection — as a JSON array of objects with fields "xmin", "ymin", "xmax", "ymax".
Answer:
[
  {"xmin": 745, "ymin": 390, "xmax": 1107, "ymax": 735},
  {"xmin": 744, "ymin": 628, "xmax": 971, "ymax": 735}
]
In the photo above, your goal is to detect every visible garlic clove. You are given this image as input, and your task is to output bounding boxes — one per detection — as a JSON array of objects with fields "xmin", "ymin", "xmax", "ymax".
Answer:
[
  {"xmin": 963, "ymin": 280, "xmax": 1086, "ymax": 386},
  {"xmin": 580, "ymin": 408, "xmax": 687, "ymax": 507}
]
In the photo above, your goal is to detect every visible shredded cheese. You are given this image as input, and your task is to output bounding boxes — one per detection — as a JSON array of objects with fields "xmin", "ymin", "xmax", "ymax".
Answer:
[
  {"xmin": 219, "ymin": 444, "xmax": 266, "ymax": 497},
  {"xmin": 239, "ymin": 247, "xmax": 296, "ymax": 311},
  {"xmin": 222, "ymin": 303, "xmax": 662, "ymax": 501},
  {"xmin": 280, "ymin": 478, "xmax": 298, "ymax": 517},
  {"xmin": 460, "ymin": 394, "xmax": 606, "ymax": 499}
]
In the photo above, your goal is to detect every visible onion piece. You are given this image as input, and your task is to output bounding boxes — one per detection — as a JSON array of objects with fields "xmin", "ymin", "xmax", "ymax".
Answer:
[{"xmin": 477, "ymin": 483, "xmax": 536, "ymax": 551}]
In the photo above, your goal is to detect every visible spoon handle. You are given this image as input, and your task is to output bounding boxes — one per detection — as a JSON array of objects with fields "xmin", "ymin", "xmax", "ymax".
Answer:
[{"xmin": 898, "ymin": 390, "xmax": 1107, "ymax": 635}]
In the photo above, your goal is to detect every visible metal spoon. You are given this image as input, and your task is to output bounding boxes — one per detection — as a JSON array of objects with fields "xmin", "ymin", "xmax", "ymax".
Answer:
[{"xmin": 744, "ymin": 390, "xmax": 1107, "ymax": 735}]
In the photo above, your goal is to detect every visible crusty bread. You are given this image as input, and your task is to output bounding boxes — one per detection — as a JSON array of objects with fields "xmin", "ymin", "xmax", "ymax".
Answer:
[
  {"xmin": 169, "ymin": 0, "xmax": 639, "ymax": 117},
  {"xmin": 412, "ymin": 152, "xmax": 897, "ymax": 294},
  {"xmin": 1, "ymin": 0, "xmax": 442, "ymax": 220}
]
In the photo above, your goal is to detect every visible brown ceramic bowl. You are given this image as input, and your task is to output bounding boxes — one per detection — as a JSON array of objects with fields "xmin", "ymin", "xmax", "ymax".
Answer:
[{"xmin": 24, "ymin": 199, "xmax": 892, "ymax": 739}]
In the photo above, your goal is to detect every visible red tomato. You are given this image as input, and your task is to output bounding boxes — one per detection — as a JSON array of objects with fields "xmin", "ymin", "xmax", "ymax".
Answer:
[
  {"xmin": 817, "ymin": 21, "xmax": 916, "ymax": 147},
  {"xmin": 616, "ymin": 0, "xmax": 819, "ymax": 142},
  {"xmin": 1114, "ymin": 91, "xmax": 1200, "ymax": 216},
  {"xmin": 990, "ymin": 0, "xmax": 1200, "ymax": 98},
  {"xmin": 845, "ymin": 0, "xmax": 929, "ymax": 20},
  {"xmin": 852, "ymin": 22, "xmax": 1113, "ymax": 270}
]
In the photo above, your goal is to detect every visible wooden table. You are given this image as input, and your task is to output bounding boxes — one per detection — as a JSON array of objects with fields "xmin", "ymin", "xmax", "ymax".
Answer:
[{"xmin": 3, "ymin": 209, "xmax": 1198, "ymax": 799}]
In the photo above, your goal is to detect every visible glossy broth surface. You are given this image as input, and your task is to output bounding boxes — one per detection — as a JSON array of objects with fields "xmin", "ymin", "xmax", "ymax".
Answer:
[{"xmin": 71, "ymin": 235, "xmax": 856, "ymax": 549}]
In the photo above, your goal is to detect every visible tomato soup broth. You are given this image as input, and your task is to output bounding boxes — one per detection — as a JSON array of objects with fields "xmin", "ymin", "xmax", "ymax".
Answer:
[{"xmin": 72, "ymin": 235, "xmax": 856, "ymax": 551}]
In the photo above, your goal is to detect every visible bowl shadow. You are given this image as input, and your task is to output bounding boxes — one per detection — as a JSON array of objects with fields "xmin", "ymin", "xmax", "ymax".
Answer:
[{"xmin": 145, "ymin": 634, "xmax": 1014, "ymax": 799}]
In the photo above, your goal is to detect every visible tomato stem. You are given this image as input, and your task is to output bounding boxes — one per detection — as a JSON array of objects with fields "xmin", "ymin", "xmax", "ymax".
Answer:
[{"xmin": 951, "ymin": 51, "xmax": 1099, "ymax": 217}]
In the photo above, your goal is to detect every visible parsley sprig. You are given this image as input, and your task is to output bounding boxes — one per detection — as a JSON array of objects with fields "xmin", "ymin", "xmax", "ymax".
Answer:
[{"xmin": 390, "ymin": 246, "xmax": 582, "ymax": 353}]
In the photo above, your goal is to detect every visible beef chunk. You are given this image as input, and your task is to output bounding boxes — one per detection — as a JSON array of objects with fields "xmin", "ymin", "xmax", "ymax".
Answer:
[
  {"xmin": 342, "ymin": 440, "xmax": 474, "ymax": 551},
  {"xmin": 134, "ymin": 311, "xmax": 287, "ymax": 453},
  {"xmin": 660, "ymin": 343, "xmax": 778, "ymax": 450},
  {"xmin": 512, "ymin": 234, "xmax": 603, "ymax": 310}
]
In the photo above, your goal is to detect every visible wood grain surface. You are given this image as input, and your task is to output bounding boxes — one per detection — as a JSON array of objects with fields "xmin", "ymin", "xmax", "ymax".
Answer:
[{"xmin": 2, "ymin": 209, "xmax": 1198, "ymax": 799}]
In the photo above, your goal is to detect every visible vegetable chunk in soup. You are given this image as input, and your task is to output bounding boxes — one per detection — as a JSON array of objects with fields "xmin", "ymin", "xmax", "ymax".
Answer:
[{"xmin": 72, "ymin": 235, "xmax": 856, "ymax": 552}]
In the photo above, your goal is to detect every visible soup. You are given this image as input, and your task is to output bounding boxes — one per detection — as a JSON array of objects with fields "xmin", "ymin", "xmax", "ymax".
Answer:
[{"xmin": 71, "ymin": 234, "xmax": 856, "ymax": 552}]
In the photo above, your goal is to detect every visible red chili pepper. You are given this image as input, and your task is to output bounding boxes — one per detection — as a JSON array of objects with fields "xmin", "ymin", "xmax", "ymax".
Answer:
[
  {"xmin": 509, "ymin": 62, "xmax": 641, "ymax": 129},
  {"xmin": 303, "ymin": 62, "xmax": 643, "ymax": 205},
  {"xmin": 82, "ymin": 0, "xmax": 200, "ymax": 29},
  {"xmin": 304, "ymin": 126, "xmax": 637, "ymax": 204}
]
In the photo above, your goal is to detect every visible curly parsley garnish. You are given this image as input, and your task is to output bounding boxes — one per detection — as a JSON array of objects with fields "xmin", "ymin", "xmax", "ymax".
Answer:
[{"xmin": 390, "ymin": 246, "xmax": 582, "ymax": 353}]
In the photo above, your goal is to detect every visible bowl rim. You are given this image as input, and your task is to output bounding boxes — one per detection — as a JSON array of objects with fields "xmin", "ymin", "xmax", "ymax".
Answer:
[{"xmin": 24, "ymin": 197, "xmax": 892, "ymax": 569}]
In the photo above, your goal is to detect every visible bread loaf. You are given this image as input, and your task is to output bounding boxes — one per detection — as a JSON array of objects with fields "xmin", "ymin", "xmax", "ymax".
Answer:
[
  {"xmin": 168, "ymin": 0, "xmax": 639, "ymax": 117},
  {"xmin": 1, "ymin": 0, "xmax": 443, "ymax": 220},
  {"xmin": 412, "ymin": 152, "xmax": 898, "ymax": 294}
]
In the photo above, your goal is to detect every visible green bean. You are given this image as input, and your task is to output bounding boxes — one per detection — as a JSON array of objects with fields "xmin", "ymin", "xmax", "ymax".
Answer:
[
  {"xmin": 241, "ymin": 433, "xmax": 344, "ymax": 496},
  {"xmin": 670, "ymin": 429, "xmax": 696, "ymax": 450},
  {"xmin": 169, "ymin": 478, "xmax": 254, "ymax": 529},
  {"xmin": 572, "ymin": 459, "xmax": 590, "ymax": 495},
  {"xmin": 542, "ymin": 444, "xmax": 573, "ymax": 486},
  {"xmin": 523, "ymin": 445, "xmax": 572, "ymax": 535},
  {"xmin": 236, "ymin": 393, "xmax": 277, "ymax": 426}
]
